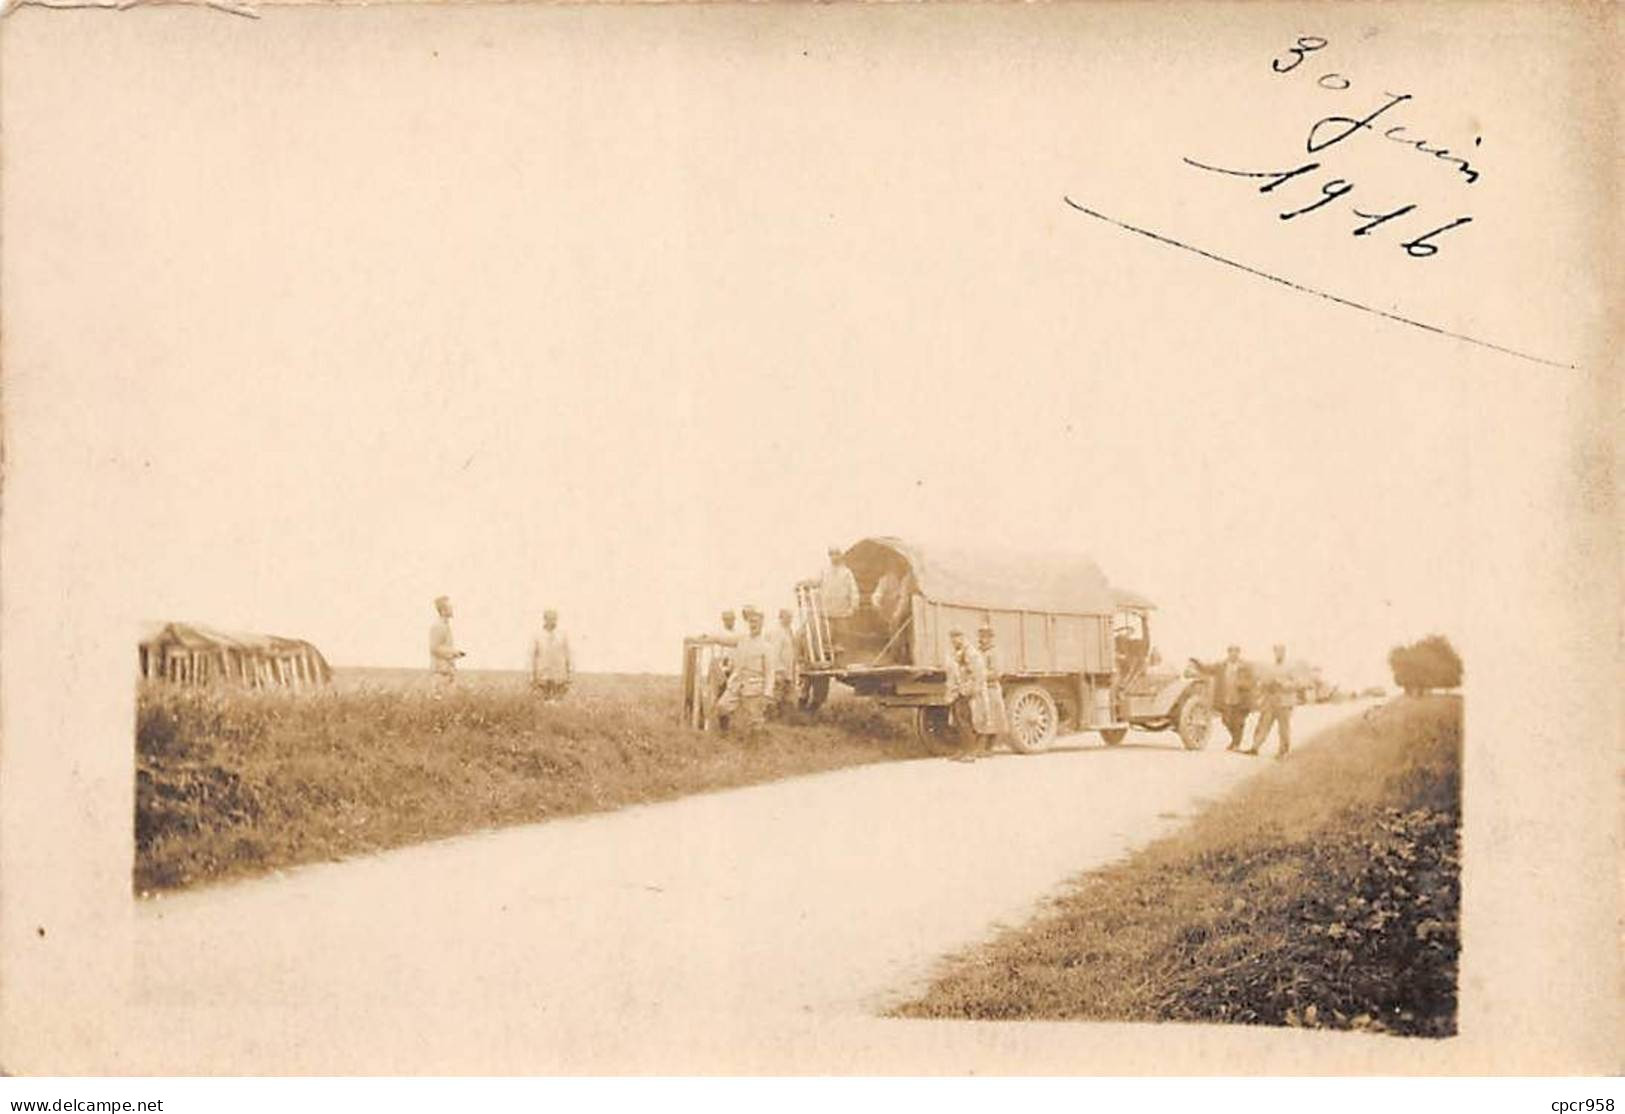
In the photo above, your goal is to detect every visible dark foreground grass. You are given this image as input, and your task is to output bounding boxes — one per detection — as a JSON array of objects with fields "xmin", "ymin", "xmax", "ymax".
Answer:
[
  {"xmin": 894, "ymin": 696, "xmax": 1462, "ymax": 1037},
  {"xmin": 135, "ymin": 673, "xmax": 923, "ymax": 893}
]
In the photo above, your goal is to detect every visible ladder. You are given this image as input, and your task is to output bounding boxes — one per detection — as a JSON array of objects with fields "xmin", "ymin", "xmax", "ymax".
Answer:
[{"xmin": 795, "ymin": 581, "xmax": 836, "ymax": 668}]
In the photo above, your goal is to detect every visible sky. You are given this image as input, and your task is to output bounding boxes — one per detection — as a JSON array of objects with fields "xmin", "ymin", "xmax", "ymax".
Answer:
[{"xmin": 3, "ymin": 4, "xmax": 1590, "ymax": 688}]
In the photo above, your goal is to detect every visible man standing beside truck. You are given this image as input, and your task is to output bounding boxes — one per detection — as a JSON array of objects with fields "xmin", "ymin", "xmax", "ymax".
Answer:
[
  {"xmin": 975, "ymin": 622, "xmax": 1010, "ymax": 754},
  {"xmin": 720, "ymin": 605, "xmax": 775, "ymax": 738},
  {"xmin": 769, "ymin": 607, "xmax": 799, "ymax": 717},
  {"xmin": 945, "ymin": 627, "xmax": 988, "ymax": 763},
  {"xmin": 1191, "ymin": 644, "xmax": 1255, "ymax": 751}
]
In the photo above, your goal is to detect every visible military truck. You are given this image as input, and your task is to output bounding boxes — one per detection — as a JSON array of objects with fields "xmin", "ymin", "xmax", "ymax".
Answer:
[{"xmin": 794, "ymin": 537, "xmax": 1212, "ymax": 753}]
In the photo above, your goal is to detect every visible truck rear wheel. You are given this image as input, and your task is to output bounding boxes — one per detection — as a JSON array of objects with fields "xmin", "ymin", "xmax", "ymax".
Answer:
[
  {"xmin": 914, "ymin": 706, "xmax": 955, "ymax": 752},
  {"xmin": 1100, "ymin": 727, "xmax": 1127, "ymax": 746},
  {"xmin": 1177, "ymin": 695, "xmax": 1212, "ymax": 750},
  {"xmin": 1006, "ymin": 684, "xmax": 1059, "ymax": 754},
  {"xmin": 797, "ymin": 675, "xmax": 830, "ymax": 712}
]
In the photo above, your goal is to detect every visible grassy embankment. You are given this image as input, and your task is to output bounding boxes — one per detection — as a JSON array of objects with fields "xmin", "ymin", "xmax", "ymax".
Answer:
[
  {"xmin": 895, "ymin": 695, "xmax": 1462, "ymax": 1038},
  {"xmin": 136, "ymin": 671, "xmax": 922, "ymax": 894}
]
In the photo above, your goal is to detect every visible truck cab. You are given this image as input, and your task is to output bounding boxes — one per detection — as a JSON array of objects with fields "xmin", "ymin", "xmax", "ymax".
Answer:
[{"xmin": 1107, "ymin": 595, "xmax": 1213, "ymax": 750}]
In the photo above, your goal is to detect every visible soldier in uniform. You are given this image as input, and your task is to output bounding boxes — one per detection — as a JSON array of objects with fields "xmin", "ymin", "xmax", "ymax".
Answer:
[
  {"xmin": 870, "ymin": 567, "xmax": 917, "ymax": 662},
  {"xmin": 702, "ymin": 609, "xmax": 741, "ymax": 732},
  {"xmin": 1191, "ymin": 644, "xmax": 1256, "ymax": 751},
  {"xmin": 428, "ymin": 595, "xmax": 464, "ymax": 691},
  {"xmin": 1245, "ymin": 643, "xmax": 1301, "ymax": 759},
  {"xmin": 975, "ymin": 622, "xmax": 1010, "ymax": 754},
  {"xmin": 818, "ymin": 546, "xmax": 861, "ymax": 619},
  {"xmin": 817, "ymin": 546, "xmax": 861, "ymax": 659},
  {"xmin": 720, "ymin": 605, "xmax": 775, "ymax": 738},
  {"xmin": 944, "ymin": 627, "xmax": 988, "ymax": 763},
  {"xmin": 529, "ymin": 608, "xmax": 572, "ymax": 701},
  {"xmin": 769, "ymin": 607, "xmax": 800, "ymax": 716}
]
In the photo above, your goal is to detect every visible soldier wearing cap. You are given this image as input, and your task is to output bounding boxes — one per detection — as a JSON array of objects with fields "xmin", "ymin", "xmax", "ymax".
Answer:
[
  {"xmin": 719, "ymin": 605, "xmax": 775, "ymax": 737},
  {"xmin": 1245, "ymin": 643, "xmax": 1300, "ymax": 759},
  {"xmin": 1190, "ymin": 644, "xmax": 1255, "ymax": 751},
  {"xmin": 769, "ymin": 607, "xmax": 800, "ymax": 716},
  {"xmin": 944, "ymin": 627, "xmax": 989, "ymax": 762},
  {"xmin": 702, "ymin": 609, "xmax": 742, "ymax": 731},
  {"xmin": 428, "ymin": 595, "xmax": 464, "ymax": 690},
  {"xmin": 975, "ymin": 622, "xmax": 1010, "ymax": 753},
  {"xmin": 818, "ymin": 546, "xmax": 861, "ymax": 620},
  {"xmin": 529, "ymin": 608, "xmax": 572, "ymax": 701}
]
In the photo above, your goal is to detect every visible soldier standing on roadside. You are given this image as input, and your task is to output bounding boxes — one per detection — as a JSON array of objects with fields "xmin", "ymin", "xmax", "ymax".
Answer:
[
  {"xmin": 769, "ymin": 607, "xmax": 800, "ymax": 717},
  {"xmin": 1246, "ymin": 643, "xmax": 1299, "ymax": 759},
  {"xmin": 529, "ymin": 608, "xmax": 572, "ymax": 701},
  {"xmin": 818, "ymin": 546, "xmax": 861, "ymax": 658},
  {"xmin": 721, "ymin": 605, "xmax": 775, "ymax": 738},
  {"xmin": 702, "ymin": 609, "xmax": 742, "ymax": 732},
  {"xmin": 1191, "ymin": 644, "xmax": 1255, "ymax": 751},
  {"xmin": 975, "ymin": 622, "xmax": 1010, "ymax": 755},
  {"xmin": 944, "ymin": 627, "xmax": 988, "ymax": 763},
  {"xmin": 429, "ymin": 595, "xmax": 464, "ymax": 692}
]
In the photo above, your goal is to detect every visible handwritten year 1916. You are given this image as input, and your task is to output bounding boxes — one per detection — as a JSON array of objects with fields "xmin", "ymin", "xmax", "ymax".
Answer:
[{"xmin": 1184, "ymin": 35, "xmax": 1480, "ymax": 259}]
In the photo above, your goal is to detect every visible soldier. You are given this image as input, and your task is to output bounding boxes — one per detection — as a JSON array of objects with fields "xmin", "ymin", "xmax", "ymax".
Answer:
[
  {"xmin": 721, "ymin": 605, "xmax": 775, "ymax": 738},
  {"xmin": 428, "ymin": 595, "xmax": 464, "ymax": 691},
  {"xmin": 717, "ymin": 609, "xmax": 741, "ymax": 651},
  {"xmin": 818, "ymin": 546, "xmax": 861, "ymax": 620},
  {"xmin": 1190, "ymin": 644, "xmax": 1256, "ymax": 751},
  {"xmin": 702, "ymin": 609, "xmax": 741, "ymax": 732},
  {"xmin": 1245, "ymin": 643, "xmax": 1300, "ymax": 759},
  {"xmin": 529, "ymin": 608, "xmax": 572, "ymax": 701},
  {"xmin": 975, "ymin": 622, "xmax": 1010, "ymax": 754},
  {"xmin": 944, "ymin": 627, "xmax": 988, "ymax": 763},
  {"xmin": 870, "ymin": 566, "xmax": 917, "ymax": 661},
  {"xmin": 769, "ymin": 607, "xmax": 800, "ymax": 716}
]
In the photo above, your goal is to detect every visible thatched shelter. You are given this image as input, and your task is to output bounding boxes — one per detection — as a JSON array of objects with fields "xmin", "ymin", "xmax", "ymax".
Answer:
[{"xmin": 139, "ymin": 622, "xmax": 332, "ymax": 688}]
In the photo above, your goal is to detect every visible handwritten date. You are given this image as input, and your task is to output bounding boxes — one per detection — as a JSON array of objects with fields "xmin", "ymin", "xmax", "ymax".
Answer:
[{"xmin": 1184, "ymin": 35, "xmax": 1477, "ymax": 260}]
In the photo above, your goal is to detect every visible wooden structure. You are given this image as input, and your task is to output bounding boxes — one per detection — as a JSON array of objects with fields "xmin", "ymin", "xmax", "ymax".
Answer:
[
  {"xmin": 139, "ymin": 622, "xmax": 333, "ymax": 689},
  {"xmin": 795, "ymin": 537, "xmax": 1211, "ymax": 753},
  {"xmin": 679, "ymin": 637, "xmax": 721, "ymax": 729}
]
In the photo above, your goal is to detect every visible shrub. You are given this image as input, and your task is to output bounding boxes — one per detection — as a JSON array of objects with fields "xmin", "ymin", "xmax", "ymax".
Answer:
[{"xmin": 1387, "ymin": 634, "xmax": 1463, "ymax": 694}]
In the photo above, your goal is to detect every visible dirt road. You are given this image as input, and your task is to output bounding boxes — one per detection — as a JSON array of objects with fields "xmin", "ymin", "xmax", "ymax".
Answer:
[{"xmin": 111, "ymin": 703, "xmax": 1369, "ymax": 1073}]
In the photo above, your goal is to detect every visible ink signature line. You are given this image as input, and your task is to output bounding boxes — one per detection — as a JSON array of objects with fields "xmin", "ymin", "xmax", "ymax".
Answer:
[{"xmin": 1061, "ymin": 196, "xmax": 1574, "ymax": 371}]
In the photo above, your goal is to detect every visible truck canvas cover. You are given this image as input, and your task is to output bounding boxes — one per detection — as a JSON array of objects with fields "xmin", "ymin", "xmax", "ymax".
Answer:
[{"xmin": 846, "ymin": 537, "xmax": 1117, "ymax": 617}]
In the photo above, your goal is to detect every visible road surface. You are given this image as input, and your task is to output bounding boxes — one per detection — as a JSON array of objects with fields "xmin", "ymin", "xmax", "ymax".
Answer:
[{"xmin": 106, "ymin": 703, "xmax": 1373, "ymax": 1072}]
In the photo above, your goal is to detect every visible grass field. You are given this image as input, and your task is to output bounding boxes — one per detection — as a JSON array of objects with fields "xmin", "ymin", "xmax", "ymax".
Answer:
[
  {"xmin": 135, "ymin": 669, "xmax": 922, "ymax": 894},
  {"xmin": 893, "ymin": 695, "xmax": 1462, "ymax": 1037}
]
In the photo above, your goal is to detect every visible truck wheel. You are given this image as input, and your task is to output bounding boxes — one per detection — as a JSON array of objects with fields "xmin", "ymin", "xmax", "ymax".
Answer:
[
  {"xmin": 797, "ymin": 674, "xmax": 830, "ymax": 712},
  {"xmin": 1177, "ymin": 695, "xmax": 1212, "ymax": 750},
  {"xmin": 1006, "ymin": 684, "xmax": 1059, "ymax": 754},
  {"xmin": 1100, "ymin": 727, "xmax": 1127, "ymax": 746},
  {"xmin": 914, "ymin": 706, "xmax": 954, "ymax": 752}
]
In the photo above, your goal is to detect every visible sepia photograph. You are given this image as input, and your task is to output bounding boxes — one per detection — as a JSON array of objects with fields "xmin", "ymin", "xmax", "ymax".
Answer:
[{"xmin": 0, "ymin": 0, "xmax": 1617, "ymax": 1088}]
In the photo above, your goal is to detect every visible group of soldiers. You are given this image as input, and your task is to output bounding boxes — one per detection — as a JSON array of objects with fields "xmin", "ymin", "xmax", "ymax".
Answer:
[
  {"xmin": 941, "ymin": 623, "xmax": 1010, "ymax": 762},
  {"xmin": 694, "ymin": 605, "xmax": 801, "ymax": 735},
  {"xmin": 693, "ymin": 545, "xmax": 900, "ymax": 737},
  {"xmin": 427, "ymin": 595, "xmax": 574, "ymax": 698},
  {"xmin": 421, "ymin": 560, "xmax": 1305, "ymax": 763},
  {"xmin": 1189, "ymin": 642, "xmax": 1308, "ymax": 758}
]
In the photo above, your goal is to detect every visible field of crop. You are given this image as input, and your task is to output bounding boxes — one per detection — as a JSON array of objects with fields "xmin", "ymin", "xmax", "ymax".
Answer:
[
  {"xmin": 135, "ymin": 669, "xmax": 923, "ymax": 894},
  {"xmin": 894, "ymin": 695, "xmax": 1462, "ymax": 1037}
]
